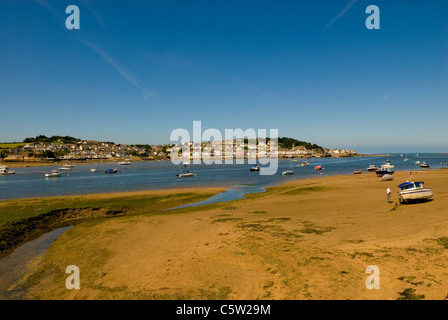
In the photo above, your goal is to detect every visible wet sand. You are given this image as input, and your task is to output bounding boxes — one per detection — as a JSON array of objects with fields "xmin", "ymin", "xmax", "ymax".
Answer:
[{"xmin": 16, "ymin": 170, "xmax": 448, "ymax": 300}]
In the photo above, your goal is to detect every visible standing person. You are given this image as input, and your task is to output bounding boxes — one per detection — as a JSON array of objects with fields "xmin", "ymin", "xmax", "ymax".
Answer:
[{"xmin": 387, "ymin": 186, "xmax": 392, "ymax": 203}]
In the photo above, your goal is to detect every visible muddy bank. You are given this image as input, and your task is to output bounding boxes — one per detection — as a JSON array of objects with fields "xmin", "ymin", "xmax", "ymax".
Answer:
[{"xmin": 0, "ymin": 207, "xmax": 125, "ymax": 259}]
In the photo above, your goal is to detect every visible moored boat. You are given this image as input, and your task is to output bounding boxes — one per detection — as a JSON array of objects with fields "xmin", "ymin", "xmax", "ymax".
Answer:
[
  {"xmin": 314, "ymin": 165, "xmax": 322, "ymax": 170},
  {"xmin": 353, "ymin": 170, "xmax": 362, "ymax": 174},
  {"xmin": 0, "ymin": 166, "xmax": 16, "ymax": 175},
  {"xmin": 398, "ymin": 181, "xmax": 433, "ymax": 204},
  {"xmin": 177, "ymin": 163, "xmax": 195, "ymax": 177},
  {"xmin": 376, "ymin": 168, "xmax": 394, "ymax": 177},
  {"xmin": 283, "ymin": 160, "xmax": 294, "ymax": 175},
  {"xmin": 382, "ymin": 162, "xmax": 394, "ymax": 170},
  {"xmin": 105, "ymin": 168, "xmax": 118, "ymax": 174},
  {"xmin": 250, "ymin": 165, "xmax": 260, "ymax": 171},
  {"xmin": 119, "ymin": 159, "xmax": 132, "ymax": 165},
  {"xmin": 45, "ymin": 170, "xmax": 61, "ymax": 178},
  {"xmin": 177, "ymin": 171, "xmax": 195, "ymax": 177},
  {"xmin": 367, "ymin": 164, "xmax": 378, "ymax": 172},
  {"xmin": 420, "ymin": 162, "xmax": 430, "ymax": 168}
]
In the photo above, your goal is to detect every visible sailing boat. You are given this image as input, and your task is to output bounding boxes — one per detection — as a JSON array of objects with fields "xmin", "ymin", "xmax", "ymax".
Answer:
[
  {"xmin": 282, "ymin": 160, "xmax": 294, "ymax": 175},
  {"xmin": 177, "ymin": 163, "xmax": 196, "ymax": 177}
]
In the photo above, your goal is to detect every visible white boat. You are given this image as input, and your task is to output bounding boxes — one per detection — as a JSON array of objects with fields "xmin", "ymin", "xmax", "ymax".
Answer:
[
  {"xmin": 177, "ymin": 164, "xmax": 195, "ymax": 177},
  {"xmin": 60, "ymin": 163, "xmax": 74, "ymax": 170},
  {"xmin": 381, "ymin": 174, "xmax": 394, "ymax": 181},
  {"xmin": 415, "ymin": 161, "xmax": 420, "ymax": 164},
  {"xmin": 89, "ymin": 168, "xmax": 97, "ymax": 172},
  {"xmin": 45, "ymin": 170, "xmax": 61, "ymax": 178},
  {"xmin": 300, "ymin": 161, "xmax": 310, "ymax": 167},
  {"xmin": 398, "ymin": 181, "xmax": 433, "ymax": 204},
  {"xmin": 420, "ymin": 162, "xmax": 430, "ymax": 168},
  {"xmin": 282, "ymin": 160, "xmax": 294, "ymax": 175},
  {"xmin": 367, "ymin": 164, "xmax": 378, "ymax": 172},
  {"xmin": 119, "ymin": 160, "xmax": 132, "ymax": 165},
  {"xmin": 0, "ymin": 166, "xmax": 16, "ymax": 175},
  {"xmin": 382, "ymin": 162, "xmax": 394, "ymax": 170},
  {"xmin": 177, "ymin": 172, "xmax": 195, "ymax": 178}
]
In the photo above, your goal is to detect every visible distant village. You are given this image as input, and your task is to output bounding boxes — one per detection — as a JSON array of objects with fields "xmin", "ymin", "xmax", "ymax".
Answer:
[{"xmin": 0, "ymin": 135, "xmax": 358, "ymax": 163}]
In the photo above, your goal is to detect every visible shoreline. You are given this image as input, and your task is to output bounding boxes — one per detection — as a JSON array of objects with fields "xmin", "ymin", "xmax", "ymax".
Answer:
[
  {"xmin": 0, "ymin": 153, "xmax": 389, "ymax": 169},
  {"xmin": 0, "ymin": 167, "xmax": 442, "ymax": 202}
]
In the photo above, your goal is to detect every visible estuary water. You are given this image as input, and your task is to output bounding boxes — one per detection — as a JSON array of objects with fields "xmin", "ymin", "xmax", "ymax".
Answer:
[{"xmin": 1, "ymin": 153, "xmax": 447, "ymax": 201}]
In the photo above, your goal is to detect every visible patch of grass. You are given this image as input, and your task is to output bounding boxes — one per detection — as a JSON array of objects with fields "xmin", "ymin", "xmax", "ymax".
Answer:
[
  {"xmin": 267, "ymin": 217, "xmax": 291, "ymax": 222},
  {"xmin": 396, "ymin": 288, "xmax": 425, "ymax": 300},
  {"xmin": 349, "ymin": 251, "xmax": 374, "ymax": 259},
  {"xmin": 423, "ymin": 236, "xmax": 448, "ymax": 249},
  {"xmin": 397, "ymin": 276, "xmax": 424, "ymax": 286},
  {"xmin": 212, "ymin": 217, "xmax": 243, "ymax": 224},
  {"xmin": 281, "ymin": 186, "xmax": 326, "ymax": 196},
  {"xmin": 237, "ymin": 222, "xmax": 269, "ymax": 231},
  {"xmin": 297, "ymin": 256, "xmax": 329, "ymax": 267},
  {"xmin": 0, "ymin": 143, "xmax": 26, "ymax": 150},
  {"xmin": 299, "ymin": 221, "xmax": 335, "ymax": 235},
  {"xmin": 344, "ymin": 239, "xmax": 365, "ymax": 244},
  {"xmin": 263, "ymin": 281, "xmax": 274, "ymax": 289},
  {"xmin": 436, "ymin": 237, "xmax": 448, "ymax": 249},
  {"xmin": 211, "ymin": 214, "xmax": 231, "ymax": 218}
]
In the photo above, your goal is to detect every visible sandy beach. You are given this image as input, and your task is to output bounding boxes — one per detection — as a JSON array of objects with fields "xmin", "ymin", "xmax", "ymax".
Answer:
[{"xmin": 7, "ymin": 169, "xmax": 448, "ymax": 300}]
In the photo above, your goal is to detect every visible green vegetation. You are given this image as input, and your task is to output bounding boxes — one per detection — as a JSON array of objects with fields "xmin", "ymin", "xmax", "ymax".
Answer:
[
  {"xmin": 277, "ymin": 137, "xmax": 323, "ymax": 152},
  {"xmin": 397, "ymin": 276, "xmax": 424, "ymax": 287},
  {"xmin": 22, "ymin": 135, "xmax": 81, "ymax": 144},
  {"xmin": 435, "ymin": 237, "xmax": 448, "ymax": 249},
  {"xmin": 424, "ymin": 236, "xmax": 448, "ymax": 249},
  {"xmin": 0, "ymin": 191, "xmax": 219, "ymax": 257},
  {"xmin": 396, "ymin": 288, "xmax": 425, "ymax": 300},
  {"xmin": 0, "ymin": 143, "xmax": 27, "ymax": 150},
  {"xmin": 299, "ymin": 221, "xmax": 335, "ymax": 235},
  {"xmin": 281, "ymin": 186, "xmax": 326, "ymax": 196}
]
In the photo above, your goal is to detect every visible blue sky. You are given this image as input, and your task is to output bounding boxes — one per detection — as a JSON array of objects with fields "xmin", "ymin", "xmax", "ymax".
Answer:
[{"xmin": 0, "ymin": 0, "xmax": 447, "ymax": 153}]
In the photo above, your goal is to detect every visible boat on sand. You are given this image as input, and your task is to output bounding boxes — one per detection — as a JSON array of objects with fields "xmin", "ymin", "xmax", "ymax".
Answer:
[
  {"xmin": 398, "ymin": 181, "xmax": 433, "ymax": 204},
  {"xmin": 381, "ymin": 174, "xmax": 394, "ymax": 181}
]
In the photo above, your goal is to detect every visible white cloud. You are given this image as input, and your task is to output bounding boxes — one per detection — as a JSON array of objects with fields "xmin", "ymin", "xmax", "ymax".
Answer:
[
  {"xmin": 324, "ymin": 0, "xmax": 358, "ymax": 30},
  {"xmin": 81, "ymin": 40, "xmax": 151, "ymax": 99}
]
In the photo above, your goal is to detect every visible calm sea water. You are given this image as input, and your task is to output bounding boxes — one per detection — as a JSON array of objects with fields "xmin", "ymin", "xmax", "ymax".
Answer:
[{"xmin": 0, "ymin": 153, "xmax": 447, "ymax": 201}]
